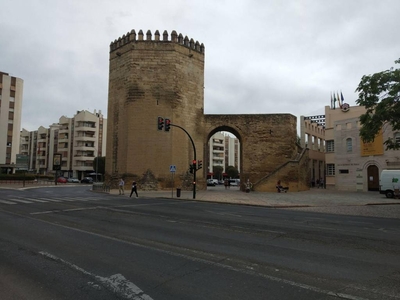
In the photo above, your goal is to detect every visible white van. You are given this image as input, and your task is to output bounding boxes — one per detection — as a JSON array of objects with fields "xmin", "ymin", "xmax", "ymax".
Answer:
[{"xmin": 379, "ymin": 170, "xmax": 400, "ymax": 198}]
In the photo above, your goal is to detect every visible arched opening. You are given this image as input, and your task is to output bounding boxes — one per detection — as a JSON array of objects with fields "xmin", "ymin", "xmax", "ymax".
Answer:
[{"xmin": 205, "ymin": 126, "xmax": 242, "ymax": 190}]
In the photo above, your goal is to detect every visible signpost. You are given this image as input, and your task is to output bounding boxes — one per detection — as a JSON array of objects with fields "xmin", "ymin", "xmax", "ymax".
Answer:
[
  {"xmin": 16, "ymin": 155, "xmax": 29, "ymax": 187},
  {"xmin": 170, "ymin": 165, "xmax": 176, "ymax": 197}
]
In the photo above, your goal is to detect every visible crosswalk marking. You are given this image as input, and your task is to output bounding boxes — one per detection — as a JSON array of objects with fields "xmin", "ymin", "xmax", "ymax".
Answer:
[
  {"xmin": 12, "ymin": 198, "xmax": 48, "ymax": 203},
  {"xmin": 0, "ymin": 196, "xmax": 103, "ymax": 205},
  {"xmin": 8, "ymin": 199, "xmax": 34, "ymax": 204},
  {"xmin": 34, "ymin": 198, "xmax": 62, "ymax": 203},
  {"xmin": 0, "ymin": 199, "xmax": 18, "ymax": 205}
]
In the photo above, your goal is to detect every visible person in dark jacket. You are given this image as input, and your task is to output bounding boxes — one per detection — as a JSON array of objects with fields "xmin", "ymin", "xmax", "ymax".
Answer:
[{"xmin": 129, "ymin": 181, "xmax": 138, "ymax": 198}]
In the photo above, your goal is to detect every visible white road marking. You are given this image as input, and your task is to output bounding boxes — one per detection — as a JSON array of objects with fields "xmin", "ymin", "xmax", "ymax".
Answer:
[
  {"xmin": 39, "ymin": 251, "xmax": 153, "ymax": 300},
  {"xmin": 11, "ymin": 198, "xmax": 48, "ymax": 203},
  {"xmin": 34, "ymin": 198, "xmax": 62, "ymax": 202},
  {"xmin": 37, "ymin": 221, "xmax": 369, "ymax": 300},
  {"xmin": 0, "ymin": 199, "xmax": 17, "ymax": 205},
  {"xmin": 7, "ymin": 199, "xmax": 33, "ymax": 204},
  {"xmin": 30, "ymin": 210, "xmax": 59, "ymax": 215}
]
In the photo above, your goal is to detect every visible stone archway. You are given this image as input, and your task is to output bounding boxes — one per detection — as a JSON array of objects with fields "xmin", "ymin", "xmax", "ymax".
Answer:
[{"xmin": 203, "ymin": 114, "xmax": 309, "ymax": 192}]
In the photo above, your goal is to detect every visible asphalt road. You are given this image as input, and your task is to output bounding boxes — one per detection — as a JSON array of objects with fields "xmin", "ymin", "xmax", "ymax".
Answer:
[{"xmin": 1, "ymin": 186, "xmax": 400, "ymax": 300}]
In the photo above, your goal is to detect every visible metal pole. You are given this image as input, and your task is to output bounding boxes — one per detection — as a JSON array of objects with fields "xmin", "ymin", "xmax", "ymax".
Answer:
[
  {"xmin": 170, "ymin": 124, "xmax": 197, "ymax": 199},
  {"xmin": 95, "ymin": 147, "xmax": 99, "ymax": 182},
  {"xmin": 171, "ymin": 172, "xmax": 174, "ymax": 198}
]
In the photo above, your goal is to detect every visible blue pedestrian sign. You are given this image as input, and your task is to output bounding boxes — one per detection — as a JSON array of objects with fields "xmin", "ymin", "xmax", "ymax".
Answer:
[{"xmin": 169, "ymin": 165, "xmax": 176, "ymax": 173}]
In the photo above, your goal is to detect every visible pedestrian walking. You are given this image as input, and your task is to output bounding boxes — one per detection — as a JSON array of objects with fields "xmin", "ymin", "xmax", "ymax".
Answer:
[
  {"xmin": 130, "ymin": 181, "xmax": 139, "ymax": 198},
  {"xmin": 118, "ymin": 178, "xmax": 125, "ymax": 195}
]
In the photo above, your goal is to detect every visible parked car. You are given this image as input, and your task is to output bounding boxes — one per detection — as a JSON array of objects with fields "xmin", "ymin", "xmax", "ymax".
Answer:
[
  {"xmin": 81, "ymin": 177, "xmax": 94, "ymax": 184},
  {"xmin": 67, "ymin": 178, "xmax": 80, "ymax": 183},
  {"xmin": 207, "ymin": 179, "xmax": 216, "ymax": 186},
  {"xmin": 57, "ymin": 177, "xmax": 67, "ymax": 183},
  {"xmin": 229, "ymin": 179, "xmax": 240, "ymax": 186}
]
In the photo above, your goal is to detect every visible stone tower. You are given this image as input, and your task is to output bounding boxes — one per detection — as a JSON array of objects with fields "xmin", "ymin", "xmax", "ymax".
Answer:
[{"xmin": 106, "ymin": 29, "xmax": 206, "ymax": 189}]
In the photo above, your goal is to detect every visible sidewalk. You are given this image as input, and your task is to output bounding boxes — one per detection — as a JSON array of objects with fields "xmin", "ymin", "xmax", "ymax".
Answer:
[
  {"xmin": 115, "ymin": 186, "xmax": 400, "ymax": 208},
  {"xmin": 119, "ymin": 186, "xmax": 400, "ymax": 219}
]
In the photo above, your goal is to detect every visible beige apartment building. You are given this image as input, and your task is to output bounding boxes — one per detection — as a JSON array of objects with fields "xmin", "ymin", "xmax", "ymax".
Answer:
[
  {"xmin": 0, "ymin": 71, "xmax": 23, "ymax": 173},
  {"xmin": 20, "ymin": 110, "xmax": 107, "ymax": 179},
  {"xmin": 301, "ymin": 102, "xmax": 400, "ymax": 192}
]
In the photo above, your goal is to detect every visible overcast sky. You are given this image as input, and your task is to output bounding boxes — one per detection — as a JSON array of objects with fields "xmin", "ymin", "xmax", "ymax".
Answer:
[{"xmin": 1, "ymin": 0, "xmax": 399, "ymax": 132}]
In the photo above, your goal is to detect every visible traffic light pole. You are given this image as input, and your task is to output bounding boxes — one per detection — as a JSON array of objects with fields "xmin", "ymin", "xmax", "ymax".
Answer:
[{"xmin": 170, "ymin": 123, "xmax": 197, "ymax": 199}]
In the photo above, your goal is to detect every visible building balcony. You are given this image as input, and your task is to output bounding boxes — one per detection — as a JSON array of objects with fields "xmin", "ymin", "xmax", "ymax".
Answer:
[
  {"xmin": 74, "ymin": 156, "xmax": 94, "ymax": 162},
  {"xmin": 75, "ymin": 125, "xmax": 96, "ymax": 132},
  {"xmin": 212, "ymin": 149, "xmax": 224, "ymax": 153},
  {"xmin": 74, "ymin": 145, "xmax": 95, "ymax": 151},
  {"xmin": 74, "ymin": 136, "xmax": 96, "ymax": 142},
  {"xmin": 73, "ymin": 165, "xmax": 94, "ymax": 171}
]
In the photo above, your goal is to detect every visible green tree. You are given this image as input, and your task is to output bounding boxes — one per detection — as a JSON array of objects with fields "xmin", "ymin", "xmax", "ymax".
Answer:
[
  {"xmin": 226, "ymin": 165, "xmax": 239, "ymax": 179},
  {"xmin": 355, "ymin": 58, "xmax": 400, "ymax": 150},
  {"xmin": 213, "ymin": 165, "xmax": 223, "ymax": 180}
]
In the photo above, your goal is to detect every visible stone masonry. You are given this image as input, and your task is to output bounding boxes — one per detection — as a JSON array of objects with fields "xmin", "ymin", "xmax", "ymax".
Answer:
[{"xmin": 106, "ymin": 29, "xmax": 309, "ymax": 192}]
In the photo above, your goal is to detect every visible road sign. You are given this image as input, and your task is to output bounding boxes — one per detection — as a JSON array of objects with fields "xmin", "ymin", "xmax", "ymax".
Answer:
[
  {"xmin": 169, "ymin": 165, "xmax": 176, "ymax": 173},
  {"xmin": 16, "ymin": 154, "xmax": 29, "ymax": 170}
]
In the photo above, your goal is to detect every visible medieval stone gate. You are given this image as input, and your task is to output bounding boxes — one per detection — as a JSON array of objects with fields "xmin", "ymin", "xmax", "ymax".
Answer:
[{"xmin": 105, "ymin": 29, "xmax": 309, "ymax": 192}]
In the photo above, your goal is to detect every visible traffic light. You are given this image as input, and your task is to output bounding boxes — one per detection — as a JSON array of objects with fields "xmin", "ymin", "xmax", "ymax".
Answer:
[
  {"xmin": 189, "ymin": 164, "xmax": 193, "ymax": 174},
  {"xmin": 192, "ymin": 160, "xmax": 197, "ymax": 171},
  {"xmin": 157, "ymin": 117, "xmax": 164, "ymax": 130},
  {"xmin": 165, "ymin": 118, "xmax": 171, "ymax": 131},
  {"xmin": 198, "ymin": 160, "xmax": 202, "ymax": 170}
]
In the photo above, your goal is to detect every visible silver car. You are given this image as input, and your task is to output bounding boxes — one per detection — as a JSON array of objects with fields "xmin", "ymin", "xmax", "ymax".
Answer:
[{"xmin": 67, "ymin": 178, "xmax": 80, "ymax": 183}]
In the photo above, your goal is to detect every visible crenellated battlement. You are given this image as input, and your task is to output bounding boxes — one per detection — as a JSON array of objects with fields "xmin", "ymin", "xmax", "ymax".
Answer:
[{"xmin": 110, "ymin": 29, "xmax": 205, "ymax": 54}]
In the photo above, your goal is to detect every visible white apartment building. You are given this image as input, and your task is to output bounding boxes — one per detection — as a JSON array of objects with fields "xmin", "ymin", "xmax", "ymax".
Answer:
[
  {"xmin": 0, "ymin": 71, "xmax": 23, "ymax": 173},
  {"xmin": 208, "ymin": 132, "xmax": 240, "ymax": 178},
  {"xmin": 20, "ymin": 110, "xmax": 107, "ymax": 179}
]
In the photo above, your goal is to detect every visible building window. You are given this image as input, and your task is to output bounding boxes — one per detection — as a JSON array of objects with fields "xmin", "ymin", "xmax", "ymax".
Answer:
[
  {"xmin": 326, "ymin": 140, "xmax": 335, "ymax": 152},
  {"xmin": 395, "ymin": 132, "xmax": 400, "ymax": 144},
  {"xmin": 327, "ymin": 164, "xmax": 335, "ymax": 176},
  {"xmin": 339, "ymin": 169, "xmax": 349, "ymax": 174},
  {"xmin": 346, "ymin": 138, "xmax": 352, "ymax": 152}
]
